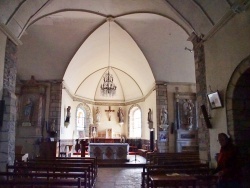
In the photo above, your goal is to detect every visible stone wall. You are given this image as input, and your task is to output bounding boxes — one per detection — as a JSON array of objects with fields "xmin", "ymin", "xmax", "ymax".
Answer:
[
  {"xmin": 48, "ymin": 82, "xmax": 62, "ymax": 140},
  {"xmin": 0, "ymin": 39, "xmax": 17, "ymax": 171}
]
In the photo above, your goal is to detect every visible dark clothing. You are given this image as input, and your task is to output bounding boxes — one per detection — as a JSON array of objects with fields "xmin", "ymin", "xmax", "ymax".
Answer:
[{"xmin": 214, "ymin": 143, "xmax": 242, "ymax": 188}]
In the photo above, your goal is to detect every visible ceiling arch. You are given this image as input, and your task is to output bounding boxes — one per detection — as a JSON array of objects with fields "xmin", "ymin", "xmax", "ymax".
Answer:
[{"xmin": 2, "ymin": 0, "xmax": 242, "ymax": 103}]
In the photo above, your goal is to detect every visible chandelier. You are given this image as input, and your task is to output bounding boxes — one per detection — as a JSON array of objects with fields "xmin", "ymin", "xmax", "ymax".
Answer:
[{"xmin": 100, "ymin": 17, "xmax": 117, "ymax": 97}]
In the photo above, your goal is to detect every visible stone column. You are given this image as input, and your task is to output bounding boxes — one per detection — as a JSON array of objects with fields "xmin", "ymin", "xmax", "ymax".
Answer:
[
  {"xmin": 155, "ymin": 82, "xmax": 168, "ymax": 152},
  {"xmin": 190, "ymin": 33, "xmax": 210, "ymax": 161},
  {"xmin": 0, "ymin": 39, "xmax": 17, "ymax": 171},
  {"xmin": 48, "ymin": 82, "xmax": 62, "ymax": 141}
]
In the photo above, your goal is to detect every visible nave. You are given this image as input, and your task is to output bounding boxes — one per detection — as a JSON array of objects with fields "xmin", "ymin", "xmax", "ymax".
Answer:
[{"xmin": 0, "ymin": 153, "xmax": 219, "ymax": 188}]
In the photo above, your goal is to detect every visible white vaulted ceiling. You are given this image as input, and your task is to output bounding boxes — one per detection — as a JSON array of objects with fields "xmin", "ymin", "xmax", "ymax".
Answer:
[
  {"xmin": 63, "ymin": 16, "xmax": 155, "ymax": 102},
  {"xmin": 1, "ymin": 0, "xmax": 246, "ymax": 103}
]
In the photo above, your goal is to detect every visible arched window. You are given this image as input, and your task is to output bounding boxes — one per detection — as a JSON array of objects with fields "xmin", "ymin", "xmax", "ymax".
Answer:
[
  {"xmin": 77, "ymin": 108, "xmax": 85, "ymax": 128},
  {"xmin": 75, "ymin": 103, "xmax": 90, "ymax": 138},
  {"xmin": 129, "ymin": 105, "xmax": 142, "ymax": 138}
]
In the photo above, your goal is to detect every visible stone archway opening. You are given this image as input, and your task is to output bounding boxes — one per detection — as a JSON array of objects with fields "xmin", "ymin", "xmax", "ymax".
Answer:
[
  {"xmin": 232, "ymin": 68, "xmax": 250, "ymax": 156},
  {"xmin": 226, "ymin": 55, "xmax": 250, "ymax": 187}
]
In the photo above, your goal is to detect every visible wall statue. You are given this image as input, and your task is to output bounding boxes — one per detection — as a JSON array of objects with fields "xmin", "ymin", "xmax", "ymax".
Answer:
[
  {"xmin": 182, "ymin": 99, "xmax": 195, "ymax": 129},
  {"xmin": 95, "ymin": 107, "xmax": 101, "ymax": 123},
  {"xmin": 148, "ymin": 108, "xmax": 153, "ymax": 123},
  {"xmin": 23, "ymin": 97, "xmax": 33, "ymax": 122},
  {"xmin": 117, "ymin": 107, "xmax": 124, "ymax": 123},
  {"xmin": 160, "ymin": 107, "xmax": 168, "ymax": 125},
  {"xmin": 64, "ymin": 106, "xmax": 71, "ymax": 128}
]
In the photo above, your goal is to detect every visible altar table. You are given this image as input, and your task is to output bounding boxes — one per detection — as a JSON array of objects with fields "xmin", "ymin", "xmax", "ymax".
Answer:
[
  {"xmin": 149, "ymin": 174, "xmax": 196, "ymax": 188},
  {"xmin": 89, "ymin": 143, "xmax": 129, "ymax": 160}
]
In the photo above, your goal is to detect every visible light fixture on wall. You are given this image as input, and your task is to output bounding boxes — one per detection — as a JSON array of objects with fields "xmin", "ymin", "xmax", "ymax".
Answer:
[
  {"xmin": 100, "ymin": 17, "xmax": 117, "ymax": 97},
  {"xmin": 185, "ymin": 47, "xmax": 193, "ymax": 53}
]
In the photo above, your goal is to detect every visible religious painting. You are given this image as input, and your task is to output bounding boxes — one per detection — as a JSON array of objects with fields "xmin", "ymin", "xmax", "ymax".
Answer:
[
  {"xmin": 159, "ymin": 131, "xmax": 167, "ymax": 142},
  {"xmin": 16, "ymin": 83, "xmax": 46, "ymax": 127}
]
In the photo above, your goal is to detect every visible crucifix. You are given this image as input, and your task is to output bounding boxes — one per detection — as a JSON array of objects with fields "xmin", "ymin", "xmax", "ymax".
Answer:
[{"xmin": 105, "ymin": 106, "xmax": 115, "ymax": 121}]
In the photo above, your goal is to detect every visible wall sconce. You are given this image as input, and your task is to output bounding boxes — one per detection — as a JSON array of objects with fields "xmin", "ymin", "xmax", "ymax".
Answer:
[{"xmin": 185, "ymin": 47, "xmax": 193, "ymax": 53}]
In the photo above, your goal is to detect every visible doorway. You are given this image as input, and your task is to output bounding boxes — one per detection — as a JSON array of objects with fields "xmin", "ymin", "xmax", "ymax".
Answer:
[{"xmin": 226, "ymin": 55, "xmax": 250, "ymax": 187}]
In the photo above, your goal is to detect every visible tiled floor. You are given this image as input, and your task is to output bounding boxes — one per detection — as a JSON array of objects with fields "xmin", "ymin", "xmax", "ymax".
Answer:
[
  {"xmin": 94, "ymin": 155, "xmax": 145, "ymax": 188},
  {"xmin": 94, "ymin": 167, "xmax": 143, "ymax": 188}
]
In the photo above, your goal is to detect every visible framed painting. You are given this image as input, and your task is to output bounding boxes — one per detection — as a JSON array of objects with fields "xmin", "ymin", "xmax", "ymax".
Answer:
[
  {"xmin": 159, "ymin": 131, "xmax": 167, "ymax": 142},
  {"xmin": 207, "ymin": 91, "xmax": 223, "ymax": 109}
]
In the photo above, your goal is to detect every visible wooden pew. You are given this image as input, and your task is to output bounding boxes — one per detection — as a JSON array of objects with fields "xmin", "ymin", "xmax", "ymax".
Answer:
[
  {"xmin": 152, "ymin": 157, "xmax": 200, "ymax": 165},
  {"xmin": 5, "ymin": 164, "xmax": 90, "ymax": 188},
  {"xmin": 141, "ymin": 163, "xmax": 210, "ymax": 188},
  {"xmin": 35, "ymin": 156, "xmax": 98, "ymax": 178},
  {"xmin": 27, "ymin": 157, "xmax": 97, "ymax": 184},
  {"xmin": 146, "ymin": 167, "xmax": 211, "ymax": 188},
  {"xmin": 0, "ymin": 171, "xmax": 84, "ymax": 188},
  {"xmin": 18, "ymin": 161, "xmax": 95, "ymax": 186},
  {"xmin": 146, "ymin": 152, "xmax": 200, "ymax": 164}
]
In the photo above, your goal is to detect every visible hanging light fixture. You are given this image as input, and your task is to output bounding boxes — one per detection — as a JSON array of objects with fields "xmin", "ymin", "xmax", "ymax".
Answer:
[{"xmin": 100, "ymin": 17, "xmax": 117, "ymax": 97}]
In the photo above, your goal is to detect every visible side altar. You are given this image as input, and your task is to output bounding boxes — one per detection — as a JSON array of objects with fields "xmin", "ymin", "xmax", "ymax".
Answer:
[{"xmin": 89, "ymin": 143, "xmax": 129, "ymax": 160}]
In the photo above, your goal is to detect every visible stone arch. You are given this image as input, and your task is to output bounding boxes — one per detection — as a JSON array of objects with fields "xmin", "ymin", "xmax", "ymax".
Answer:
[
  {"xmin": 226, "ymin": 55, "xmax": 250, "ymax": 186},
  {"xmin": 226, "ymin": 55, "xmax": 250, "ymax": 141}
]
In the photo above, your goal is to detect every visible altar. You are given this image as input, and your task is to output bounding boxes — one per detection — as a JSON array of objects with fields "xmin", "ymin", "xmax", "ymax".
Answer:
[{"xmin": 89, "ymin": 143, "xmax": 129, "ymax": 160}]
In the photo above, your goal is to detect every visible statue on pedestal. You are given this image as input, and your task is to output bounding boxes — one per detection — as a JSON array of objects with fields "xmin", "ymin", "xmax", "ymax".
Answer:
[
  {"xmin": 23, "ymin": 97, "xmax": 33, "ymax": 123},
  {"xmin": 148, "ymin": 108, "xmax": 153, "ymax": 129},
  {"xmin": 117, "ymin": 107, "xmax": 124, "ymax": 123},
  {"xmin": 65, "ymin": 106, "xmax": 71, "ymax": 128},
  {"xmin": 148, "ymin": 108, "xmax": 153, "ymax": 123},
  {"xmin": 95, "ymin": 107, "xmax": 101, "ymax": 123},
  {"xmin": 183, "ymin": 99, "xmax": 194, "ymax": 130},
  {"xmin": 160, "ymin": 107, "xmax": 168, "ymax": 125}
]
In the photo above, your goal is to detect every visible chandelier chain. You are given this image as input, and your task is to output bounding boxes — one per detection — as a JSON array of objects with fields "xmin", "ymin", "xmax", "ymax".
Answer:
[{"xmin": 100, "ymin": 18, "xmax": 117, "ymax": 97}]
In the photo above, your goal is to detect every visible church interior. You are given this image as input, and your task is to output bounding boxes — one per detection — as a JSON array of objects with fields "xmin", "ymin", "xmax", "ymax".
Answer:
[{"xmin": 0, "ymin": 0, "xmax": 250, "ymax": 187}]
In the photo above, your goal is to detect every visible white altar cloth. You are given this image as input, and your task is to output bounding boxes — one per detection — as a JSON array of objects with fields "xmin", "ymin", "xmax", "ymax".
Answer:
[{"xmin": 89, "ymin": 143, "xmax": 129, "ymax": 160}]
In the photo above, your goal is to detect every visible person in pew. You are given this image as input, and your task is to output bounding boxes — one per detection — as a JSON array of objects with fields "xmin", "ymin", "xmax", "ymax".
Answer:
[{"xmin": 213, "ymin": 133, "xmax": 242, "ymax": 188}]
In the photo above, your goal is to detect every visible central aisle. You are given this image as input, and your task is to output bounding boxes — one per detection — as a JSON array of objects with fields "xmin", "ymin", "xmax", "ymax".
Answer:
[
  {"xmin": 94, "ymin": 155, "xmax": 146, "ymax": 187},
  {"xmin": 95, "ymin": 167, "xmax": 142, "ymax": 188}
]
